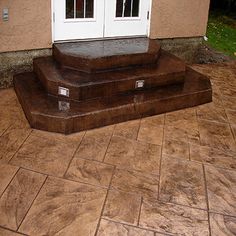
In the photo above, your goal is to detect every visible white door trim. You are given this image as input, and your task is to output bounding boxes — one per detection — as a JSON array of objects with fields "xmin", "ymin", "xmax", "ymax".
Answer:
[
  {"xmin": 147, "ymin": 0, "xmax": 153, "ymax": 37},
  {"xmin": 51, "ymin": 0, "xmax": 153, "ymax": 42}
]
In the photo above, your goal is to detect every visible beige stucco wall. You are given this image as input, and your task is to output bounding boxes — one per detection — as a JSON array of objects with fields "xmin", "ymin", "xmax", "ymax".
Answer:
[
  {"xmin": 150, "ymin": 0, "xmax": 210, "ymax": 39},
  {"xmin": 0, "ymin": 0, "xmax": 52, "ymax": 53}
]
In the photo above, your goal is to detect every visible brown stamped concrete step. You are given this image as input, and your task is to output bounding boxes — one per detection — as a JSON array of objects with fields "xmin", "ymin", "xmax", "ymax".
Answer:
[
  {"xmin": 53, "ymin": 38, "xmax": 161, "ymax": 73},
  {"xmin": 34, "ymin": 51, "xmax": 186, "ymax": 101},
  {"xmin": 14, "ymin": 68, "xmax": 212, "ymax": 134}
]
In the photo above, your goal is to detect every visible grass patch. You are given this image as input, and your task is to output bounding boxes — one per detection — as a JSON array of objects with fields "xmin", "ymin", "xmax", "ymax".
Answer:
[{"xmin": 206, "ymin": 12, "xmax": 236, "ymax": 58}]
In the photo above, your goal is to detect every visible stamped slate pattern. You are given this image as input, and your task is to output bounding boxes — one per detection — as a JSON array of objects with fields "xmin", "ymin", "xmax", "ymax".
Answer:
[
  {"xmin": 114, "ymin": 119, "xmax": 140, "ymax": 140},
  {"xmin": 163, "ymin": 139, "xmax": 190, "ymax": 160},
  {"xmin": 97, "ymin": 219, "xmax": 155, "ymax": 236},
  {"xmin": 0, "ymin": 62, "xmax": 236, "ymax": 235},
  {"xmin": 139, "ymin": 199, "xmax": 209, "ymax": 235},
  {"xmin": 105, "ymin": 136, "xmax": 161, "ymax": 174},
  {"xmin": 210, "ymin": 213, "xmax": 236, "ymax": 236},
  {"xmin": 0, "ymin": 169, "xmax": 46, "ymax": 230},
  {"xmin": 10, "ymin": 130, "xmax": 84, "ymax": 177},
  {"xmin": 103, "ymin": 190, "xmax": 141, "ymax": 225},
  {"xmin": 190, "ymin": 143, "xmax": 236, "ymax": 170},
  {"xmin": 205, "ymin": 165, "xmax": 236, "ymax": 216},
  {"xmin": 160, "ymin": 155, "xmax": 207, "ymax": 209},
  {"xmin": 0, "ymin": 163, "xmax": 19, "ymax": 196},
  {"xmin": 0, "ymin": 228, "xmax": 24, "ymax": 236},
  {"xmin": 0, "ymin": 123, "xmax": 31, "ymax": 163},
  {"xmin": 111, "ymin": 168, "xmax": 159, "ymax": 198},
  {"xmin": 65, "ymin": 158, "xmax": 114, "ymax": 187},
  {"xmin": 199, "ymin": 120, "xmax": 236, "ymax": 152},
  {"xmin": 137, "ymin": 115, "xmax": 164, "ymax": 145},
  {"xmin": 19, "ymin": 177, "xmax": 107, "ymax": 236},
  {"xmin": 74, "ymin": 126, "xmax": 114, "ymax": 162}
]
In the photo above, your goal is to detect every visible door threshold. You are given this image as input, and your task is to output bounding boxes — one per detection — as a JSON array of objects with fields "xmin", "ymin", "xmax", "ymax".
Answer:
[{"xmin": 53, "ymin": 36, "xmax": 148, "ymax": 44}]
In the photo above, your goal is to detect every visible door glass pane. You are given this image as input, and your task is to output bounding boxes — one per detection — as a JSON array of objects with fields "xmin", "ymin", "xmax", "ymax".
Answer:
[
  {"xmin": 124, "ymin": 0, "xmax": 132, "ymax": 17},
  {"xmin": 116, "ymin": 0, "xmax": 140, "ymax": 18},
  {"xmin": 66, "ymin": 0, "xmax": 74, "ymax": 18},
  {"xmin": 85, "ymin": 0, "xmax": 94, "ymax": 18},
  {"xmin": 132, "ymin": 0, "xmax": 139, "ymax": 17},
  {"xmin": 116, "ymin": 0, "xmax": 123, "ymax": 17},
  {"xmin": 66, "ymin": 0, "xmax": 94, "ymax": 19},
  {"xmin": 76, "ymin": 0, "xmax": 84, "ymax": 18}
]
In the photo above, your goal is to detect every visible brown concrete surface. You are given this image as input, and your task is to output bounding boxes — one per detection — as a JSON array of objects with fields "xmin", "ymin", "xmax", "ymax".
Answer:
[{"xmin": 0, "ymin": 62, "xmax": 235, "ymax": 235}]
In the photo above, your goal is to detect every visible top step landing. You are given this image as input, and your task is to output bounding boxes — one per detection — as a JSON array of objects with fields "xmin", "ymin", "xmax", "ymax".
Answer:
[{"xmin": 53, "ymin": 38, "xmax": 161, "ymax": 73}]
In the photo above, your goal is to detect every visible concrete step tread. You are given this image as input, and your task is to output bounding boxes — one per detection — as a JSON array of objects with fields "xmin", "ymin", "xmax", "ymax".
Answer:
[
  {"xmin": 53, "ymin": 38, "xmax": 161, "ymax": 72},
  {"xmin": 34, "ymin": 51, "xmax": 186, "ymax": 101},
  {"xmin": 14, "ymin": 67, "xmax": 212, "ymax": 134}
]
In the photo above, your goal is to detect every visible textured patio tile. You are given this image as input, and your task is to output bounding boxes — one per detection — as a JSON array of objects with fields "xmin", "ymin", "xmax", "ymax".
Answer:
[
  {"xmin": 212, "ymin": 89, "xmax": 225, "ymax": 108},
  {"xmin": 0, "ymin": 163, "xmax": 19, "ymax": 196},
  {"xmin": 198, "ymin": 120, "xmax": 236, "ymax": 152},
  {"xmin": 0, "ymin": 88, "xmax": 18, "ymax": 105},
  {"xmin": 97, "ymin": 219, "xmax": 155, "ymax": 236},
  {"xmin": 187, "ymin": 130, "xmax": 201, "ymax": 145},
  {"xmin": 0, "ymin": 123, "xmax": 31, "ymax": 163},
  {"xmin": 162, "ymin": 139, "xmax": 189, "ymax": 160},
  {"xmin": 190, "ymin": 64, "xmax": 210, "ymax": 74},
  {"xmin": 222, "ymin": 95, "xmax": 236, "ymax": 110},
  {"xmin": 210, "ymin": 213, "xmax": 236, "ymax": 236},
  {"xmin": 0, "ymin": 118, "xmax": 10, "ymax": 137},
  {"xmin": 139, "ymin": 199, "xmax": 209, "ymax": 235},
  {"xmin": 226, "ymin": 109, "xmax": 236, "ymax": 125},
  {"xmin": 137, "ymin": 115, "xmax": 164, "ymax": 145},
  {"xmin": 164, "ymin": 125, "xmax": 189, "ymax": 143},
  {"xmin": 220, "ymin": 86, "xmax": 236, "ymax": 97},
  {"xmin": 165, "ymin": 108, "xmax": 197, "ymax": 127},
  {"xmin": 103, "ymin": 190, "xmax": 141, "ymax": 225},
  {"xmin": 160, "ymin": 156, "xmax": 207, "ymax": 209},
  {"xmin": 19, "ymin": 177, "xmax": 106, "ymax": 236},
  {"xmin": 0, "ymin": 89, "xmax": 20, "ymax": 111},
  {"xmin": 191, "ymin": 64, "xmax": 217, "ymax": 77},
  {"xmin": 104, "ymin": 136, "xmax": 161, "ymax": 174},
  {"xmin": 114, "ymin": 120, "xmax": 140, "ymax": 140},
  {"xmin": 190, "ymin": 144, "xmax": 236, "ymax": 170},
  {"xmin": 0, "ymin": 228, "xmax": 23, "ymax": 236},
  {"xmin": 205, "ymin": 165, "xmax": 236, "ymax": 216},
  {"xmin": 142, "ymin": 114, "xmax": 165, "ymax": 125},
  {"xmin": 196, "ymin": 103, "xmax": 228, "ymax": 123},
  {"xmin": 111, "ymin": 169, "xmax": 159, "ymax": 199},
  {"xmin": 65, "ymin": 158, "xmax": 114, "ymax": 187},
  {"xmin": 0, "ymin": 169, "xmax": 46, "ymax": 230},
  {"xmin": 74, "ymin": 125, "xmax": 114, "ymax": 162},
  {"xmin": 10, "ymin": 130, "xmax": 84, "ymax": 177},
  {"xmin": 231, "ymin": 125, "xmax": 236, "ymax": 140},
  {"xmin": 0, "ymin": 90, "xmax": 29, "ymax": 136},
  {"xmin": 165, "ymin": 108, "xmax": 200, "ymax": 144}
]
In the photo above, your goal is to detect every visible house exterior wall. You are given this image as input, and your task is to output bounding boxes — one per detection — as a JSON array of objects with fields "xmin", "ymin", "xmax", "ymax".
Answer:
[
  {"xmin": 150, "ymin": 0, "xmax": 210, "ymax": 39},
  {"xmin": 0, "ymin": 0, "xmax": 210, "ymax": 53},
  {"xmin": 0, "ymin": 0, "xmax": 52, "ymax": 53}
]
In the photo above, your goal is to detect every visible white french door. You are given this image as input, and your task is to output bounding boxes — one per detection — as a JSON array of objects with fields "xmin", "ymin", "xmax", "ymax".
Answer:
[
  {"xmin": 54, "ymin": 0, "xmax": 151, "ymax": 41},
  {"xmin": 54, "ymin": 0, "xmax": 105, "ymax": 40},
  {"xmin": 104, "ymin": 0, "xmax": 150, "ymax": 37}
]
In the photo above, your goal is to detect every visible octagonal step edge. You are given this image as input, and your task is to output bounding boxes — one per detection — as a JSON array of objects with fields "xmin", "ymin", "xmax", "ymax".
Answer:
[{"xmin": 53, "ymin": 38, "xmax": 161, "ymax": 73}]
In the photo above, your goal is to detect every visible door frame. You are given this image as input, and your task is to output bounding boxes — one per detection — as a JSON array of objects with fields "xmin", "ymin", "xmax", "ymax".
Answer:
[{"xmin": 51, "ymin": 0, "xmax": 153, "ymax": 43}]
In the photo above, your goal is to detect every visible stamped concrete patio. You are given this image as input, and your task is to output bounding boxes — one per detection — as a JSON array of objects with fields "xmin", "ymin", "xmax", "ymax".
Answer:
[{"xmin": 0, "ymin": 62, "xmax": 235, "ymax": 236}]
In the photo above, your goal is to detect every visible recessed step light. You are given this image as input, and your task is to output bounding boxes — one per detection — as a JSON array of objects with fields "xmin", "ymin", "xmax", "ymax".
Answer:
[
  {"xmin": 58, "ymin": 87, "xmax": 69, "ymax": 97},
  {"xmin": 136, "ymin": 80, "xmax": 145, "ymax": 89}
]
